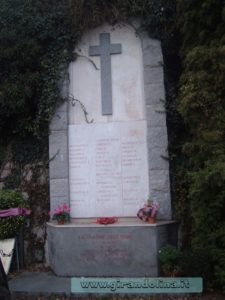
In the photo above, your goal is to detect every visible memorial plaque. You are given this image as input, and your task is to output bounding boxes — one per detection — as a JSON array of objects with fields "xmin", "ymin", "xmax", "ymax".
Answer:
[{"xmin": 69, "ymin": 120, "xmax": 149, "ymax": 218}]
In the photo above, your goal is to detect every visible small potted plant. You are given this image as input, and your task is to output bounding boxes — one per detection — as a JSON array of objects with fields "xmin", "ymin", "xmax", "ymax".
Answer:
[
  {"xmin": 50, "ymin": 203, "xmax": 70, "ymax": 225},
  {"xmin": 158, "ymin": 244, "xmax": 183, "ymax": 277},
  {"xmin": 137, "ymin": 197, "xmax": 159, "ymax": 223}
]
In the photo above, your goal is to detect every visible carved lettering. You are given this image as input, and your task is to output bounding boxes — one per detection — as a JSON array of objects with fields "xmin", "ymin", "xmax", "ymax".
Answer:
[{"xmin": 69, "ymin": 121, "xmax": 149, "ymax": 217}]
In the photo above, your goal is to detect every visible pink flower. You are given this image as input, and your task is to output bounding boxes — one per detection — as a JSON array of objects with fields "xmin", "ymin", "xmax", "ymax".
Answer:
[
  {"xmin": 55, "ymin": 208, "xmax": 62, "ymax": 214},
  {"xmin": 62, "ymin": 203, "xmax": 70, "ymax": 212}
]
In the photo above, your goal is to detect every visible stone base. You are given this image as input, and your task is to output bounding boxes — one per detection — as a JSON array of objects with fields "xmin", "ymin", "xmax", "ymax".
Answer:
[{"xmin": 47, "ymin": 219, "xmax": 178, "ymax": 277}]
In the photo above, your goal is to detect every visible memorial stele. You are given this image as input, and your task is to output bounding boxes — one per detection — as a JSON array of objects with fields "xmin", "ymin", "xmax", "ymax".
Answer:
[{"xmin": 47, "ymin": 21, "xmax": 177, "ymax": 277}]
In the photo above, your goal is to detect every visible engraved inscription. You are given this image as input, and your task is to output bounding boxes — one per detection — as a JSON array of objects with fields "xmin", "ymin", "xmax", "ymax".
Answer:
[
  {"xmin": 78, "ymin": 233, "xmax": 132, "ymax": 261},
  {"xmin": 69, "ymin": 121, "xmax": 149, "ymax": 217}
]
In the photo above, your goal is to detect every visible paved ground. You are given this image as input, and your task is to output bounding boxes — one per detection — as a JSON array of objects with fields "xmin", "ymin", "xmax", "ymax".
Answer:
[
  {"xmin": 9, "ymin": 272, "xmax": 71, "ymax": 296},
  {"xmin": 8, "ymin": 271, "xmax": 225, "ymax": 299}
]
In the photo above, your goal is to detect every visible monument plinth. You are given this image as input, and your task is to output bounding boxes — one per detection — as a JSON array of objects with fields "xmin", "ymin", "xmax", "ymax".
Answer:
[
  {"xmin": 48, "ymin": 22, "xmax": 176, "ymax": 276},
  {"xmin": 47, "ymin": 220, "xmax": 177, "ymax": 277}
]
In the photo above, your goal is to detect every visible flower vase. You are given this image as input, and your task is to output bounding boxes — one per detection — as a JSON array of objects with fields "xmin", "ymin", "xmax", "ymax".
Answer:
[
  {"xmin": 148, "ymin": 217, "xmax": 156, "ymax": 224},
  {"xmin": 57, "ymin": 220, "xmax": 65, "ymax": 225}
]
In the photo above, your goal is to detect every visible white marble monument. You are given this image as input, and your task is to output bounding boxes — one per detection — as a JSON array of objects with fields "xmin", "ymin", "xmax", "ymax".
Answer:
[
  {"xmin": 49, "ymin": 22, "xmax": 171, "ymax": 220},
  {"xmin": 69, "ymin": 24, "xmax": 152, "ymax": 218},
  {"xmin": 47, "ymin": 21, "xmax": 175, "ymax": 277}
]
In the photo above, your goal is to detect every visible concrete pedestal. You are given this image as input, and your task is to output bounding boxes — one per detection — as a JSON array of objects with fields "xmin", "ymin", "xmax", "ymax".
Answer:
[{"xmin": 47, "ymin": 219, "xmax": 178, "ymax": 277}]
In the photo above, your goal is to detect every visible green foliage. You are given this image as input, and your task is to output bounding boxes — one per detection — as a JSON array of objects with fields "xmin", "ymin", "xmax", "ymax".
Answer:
[
  {"xmin": 181, "ymin": 247, "xmax": 214, "ymax": 285},
  {"xmin": 158, "ymin": 245, "xmax": 182, "ymax": 274},
  {"xmin": 0, "ymin": 189, "xmax": 29, "ymax": 239},
  {"xmin": 177, "ymin": 0, "xmax": 225, "ymax": 52},
  {"xmin": 0, "ymin": 145, "xmax": 6, "ymax": 166},
  {"xmin": 158, "ymin": 245, "xmax": 182, "ymax": 265},
  {"xmin": 0, "ymin": 0, "xmax": 76, "ymax": 139},
  {"xmin": 177, "ymin": 0, "xmax": 225, "ymax": 290}
]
